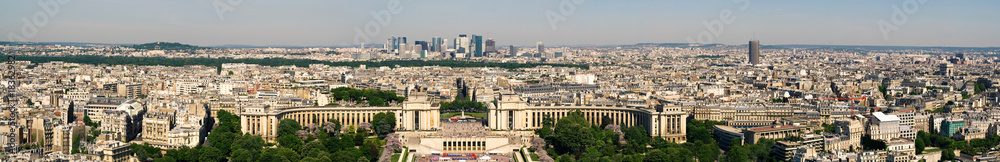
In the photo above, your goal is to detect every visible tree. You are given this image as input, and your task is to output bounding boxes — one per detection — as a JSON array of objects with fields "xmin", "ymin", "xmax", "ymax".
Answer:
[
  {"xmin": 71, "ymin": 135, "xmax": 81, "ymax": 154},
  {"xmin": 822, "ymin": 123, "xmax": 836, "ymax": 133},
  {"xmin": 553, "ymin": 110, "xmax": 595, "ymax": 154},
  {"xmin": 371, "ymin": 112, "xmax": 396, "ymax": 138},
  {"xmin": 278, "ymin": 119, "xmax": 303, "ymax": 137},
  {"xmin": 536, "ymin": 115, "xmax": 555, "ymax": 138},
  {"xmin": 861, "ymin": 135, "xmax": 886, "ymax": 150},
  {"xmin": 625, "ymin": 125, "xmax": 649, "ymax": 153},
  {"xmin": 363, "ymin": 138, "xmax": 383, "ymax": 161},
  {"xmin": 163, "ymin": 147, "xmax": 190, "ymax": 161},
  {"xmin": 599, "ymin": 156, "xmax": 612, "ymax": 162},
  {"xmin": 542, "ymin": 114, "xmax": 555, "ymax": 128},
  {"xmin": 217, "ymin": 110, "xmax": 241, "ymax": 131},
  {"xmin": 644, "ymin": 149, "xmax": 667, "ymax": 162},
  {"xmin": 339, "ymin": 134, "xmax": 356, "ymax": 149},
  {"xmin": 600, "ymin": 115, "xmax": 613, "ymax": 129},
  {"xmin": 325, "ymin": 119, "xmax": 342, "ymax": 135},
  {"xmin": 231, "ymin": 149, "xmax": 255, "ymax": 162},
  {"xmin": 915, "ymin": 137, "xmax": 925, "ymax": 154},
  {"xmin": 531, "ymin": 137, "xmax": 547, "ymax": 151},
  {"xmin": 131, "ymin": 143, "xmax": 162, "ymax": 161},
  {"xmin": 942, "ymin": 148, "xmax": 956, "ymax": 160},
  {"xmin": 664, "ymin": 147, "xmax": 695, "ymax": 162},
  {"xmin": 83, "ymin": 115, "xmax": 96, "ymax": 127},
  {"xmin": 197, "ymin": 146, "xmax": 226, "ymax": 162},
  {"xmin": 304, "ymin": 148, "xmax": 331, "ymax": 161},
  {"xmin": 184, "ymin": 147, "xmax": 201, "ymax": 161},
  {"xmin": 558, "ymin": 154, "xmax": 574, "ymax": 162},
  {"xmin": 724, "ymin": 145, "xmax": 749, "ymax": 162},
  {"xmin": 230, "ymin": 134, "xmax": 265, "ymax": 156},
  {"xmin": 301, "ymin": 140, "xmax": 327, "ymax": 156},
  {"xmin": 278, "ymin": 134, "xmax": 304, "ymax": 151},
  {"xmin": 260, "ymin": 147, "xmax": 301, "ymax": 162},
  {"xmin": 207, "ymin": 131, "xmax": 236, "ymax": 155},
  {"xmin": 153, "ymin": 156, "xmax": 176, "ymax": 162},
  {"xmin": 325, "ymin": 136, "xmax": 342, "ymax": 152},
  {"xmin": 331, "ymin": 150, "xmax": 358, "ymax": 162}
]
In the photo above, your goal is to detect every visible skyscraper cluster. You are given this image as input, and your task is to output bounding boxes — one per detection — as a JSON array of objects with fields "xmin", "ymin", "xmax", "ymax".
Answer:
[
  {"xmin": 379, "ymin": 35, "xmax": 560, "ymax": 59},
  {"xmin": 384, "ymin": 34, "xmax": 500, "ymax": 58}
]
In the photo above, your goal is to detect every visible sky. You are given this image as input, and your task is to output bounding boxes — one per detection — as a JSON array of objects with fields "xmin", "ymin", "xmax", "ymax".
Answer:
[{"xmin": 1, "ymin": 0, "xmax": 998, "ymax": 47}]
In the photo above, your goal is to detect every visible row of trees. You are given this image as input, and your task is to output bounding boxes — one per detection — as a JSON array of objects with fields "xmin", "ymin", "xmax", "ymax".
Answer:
[
  {"xmin": 723, "ymin": 138, "xmax": 776, "ymax": 162},
  {"xmin": 128, "ymin": 42, "xmax": 209, "ymax": 51},
  {"xmin": 330, "ymin": 87, "xmax": 405, "ymax": 106},
  {"xmin": 531, "ymin": 110, "xmax": 723, "ymax": 162},
  {"xmin": 913, "ymin": 130, "xmax": 981, "ymax": 161},
  {"xmin": 14, "ymin": 55, "xmax": 589, "ymax": 71},
  {"xmin": 438, "ymin": 100, "xmax": 485, "ymax": 112},
  {"xmin": 134, "ymin": 110, "xmax": 398, "ymax": 162},
  {"xmin": 533, "ymin": 110, "xmax": 648, "ymax": 162}
]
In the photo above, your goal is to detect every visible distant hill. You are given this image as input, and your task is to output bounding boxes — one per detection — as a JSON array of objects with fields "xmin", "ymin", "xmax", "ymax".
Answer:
[
  {"xmin": 0, "ymin": 41, "xmax": 126, "ymax": 47},
  {"xmin": 211, "ymin": 44, "xmax": 351, "ymax": 49},
  {"xmin": 129, "ymin": 42, "xmax": 209, "ymax": 50},
  {"xmin": 771, "ymin": 44, "xmax": 1000, "ymax": 53},
  {"xmin": 634, "ymin": 43, "xmax": 724, "ymax": 47}
]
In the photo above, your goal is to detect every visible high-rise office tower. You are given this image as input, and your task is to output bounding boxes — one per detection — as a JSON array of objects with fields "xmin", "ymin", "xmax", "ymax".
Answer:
[
  {"xmin": 456, "ymin": 35, "xmax": 468, "ymax": 54},
  {"xmin": 402, "ymin": 37, "xmax": 408, "ymax": 50},
  {"xmin": 485, "ymin": 38, "xmax": 496, "ymax": 53},
  {"xmin": 508, "ymin": 45, "xmax": 517, "ymax": 57},
  {"xmin": 415, "ymin": 41, "xmax": 428, "ymax": 58},
  {"xmin": 431, "ymin": 37, "xmax": 443, "ymax": 52},
  {"xmin": 473, "ymin": 35, "xmax": 484, "ymax": 57},
  {"xmin": 398, "ymin": 42, "xmax": 408, "ymax": 55},
  {"xmin": 749, "ymin": 40, "xmax": 761, "ymax": 65},
  {"xmin": 386, "ymin": 38, "xmax": 392, "ymax": 51},
  {"xmin": 414, "ymin": 41, "xmax": 429, "ymax": 51},
  {"xmin": 537, "ymin": 42, "xmax": 545, "ymax": 54},
  {"xmin": 390, "ymin": 36, "xmax": 398, "ymax": 52}
]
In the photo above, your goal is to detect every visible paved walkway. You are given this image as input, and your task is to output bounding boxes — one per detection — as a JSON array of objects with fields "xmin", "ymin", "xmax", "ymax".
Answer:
[
  {"xmin": 403, "ymin": 151, "xmax": 414, "ymax": 162},
  {"xmin": 521, "ymin": 148, "xmax": 534, "ymax": 162}
]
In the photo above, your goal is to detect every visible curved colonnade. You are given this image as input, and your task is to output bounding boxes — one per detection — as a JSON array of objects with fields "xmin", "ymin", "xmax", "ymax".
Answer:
[{"xmin": 240, "ymin": 96, "xmax": 687, "ymax": 143}]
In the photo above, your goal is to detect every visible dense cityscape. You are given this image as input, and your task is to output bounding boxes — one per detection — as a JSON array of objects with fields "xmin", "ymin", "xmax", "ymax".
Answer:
[
  {"xmin": 2, "ymin": 37, "xmax": 999, "ymax": 162},
  {"xmin": 3, "ymin": 1, "xmax": 1000, "ymax": 162}
]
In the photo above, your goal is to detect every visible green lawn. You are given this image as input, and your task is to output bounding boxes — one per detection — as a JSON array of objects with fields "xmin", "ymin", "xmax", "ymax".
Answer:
[
  {"xmin": 391, "ymin": 154, "xmax": 400, "ymax": 162},
  {"xmin": 441, "ymin": 112, "xmax": 487, "ymax": 118},
  {"xmin": 393, "ymin": 147, "xmax": 408, "ymax": 162},
  {"xmin": 531, "ymin": 153, "xmax": 539, "ymax": 161},
  {"xmin": 923, "ymin": 148, "xmax": 942, "ymax": 154}
]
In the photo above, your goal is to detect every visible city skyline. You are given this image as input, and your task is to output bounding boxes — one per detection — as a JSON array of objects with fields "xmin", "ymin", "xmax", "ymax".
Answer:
[
  {"xmin": 2, "ymin": 0, "xmax": 999, "ymax": 47},
  {"xmin": 4, "ymin": 1, "xmax": 1000, "ymax": 161}
]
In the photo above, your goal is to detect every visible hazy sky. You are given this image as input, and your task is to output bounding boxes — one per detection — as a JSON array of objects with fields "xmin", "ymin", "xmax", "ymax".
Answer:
[{"xmin": 2, "ymin": 0, "xmax": 998, "ymax": 47}]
